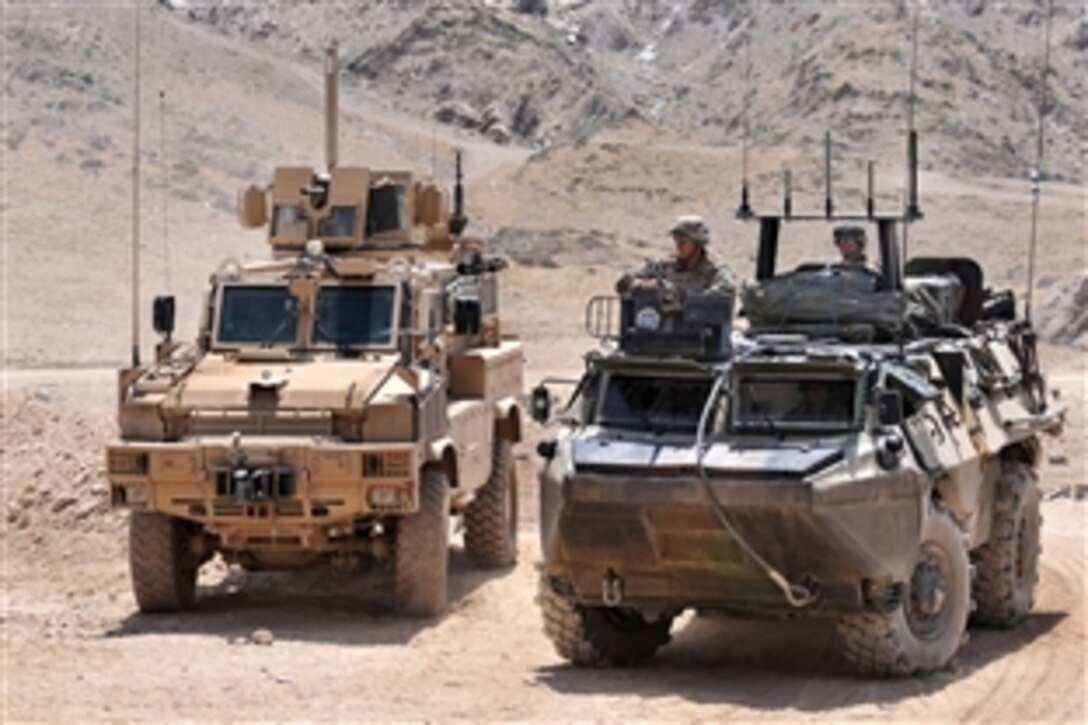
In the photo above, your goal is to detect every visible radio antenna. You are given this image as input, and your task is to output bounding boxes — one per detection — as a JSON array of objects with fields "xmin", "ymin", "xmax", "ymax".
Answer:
[
  {"xmin": 903, "ymin": 4, "xmax": 921, "ymax": 260},
  {"xmin": 130, "ymin": 4, "xmax": 142, "ymax": 368},
  {"xmin": 1025, "ymin": 0, "xmax": 1054, "ymax": 324},
  {"xmin": 324, "ymin": 43, "xmax": 339, "ymax": 171},
  {"xmin": 449, "ymin": 148, "xmax": 467, "ymax": 236},
  {"xmin": 159, "ymin": 90, "xmax": 171, "ymax": 295},
  {"xmin": 738, "ymin": 30, "xmax": 753, "ymax": 217}
]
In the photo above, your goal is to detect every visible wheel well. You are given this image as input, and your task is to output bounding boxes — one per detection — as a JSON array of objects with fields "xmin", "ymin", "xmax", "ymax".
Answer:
[
  {"xmin": 437, "ymin": 446, "xmax": 459, "ymax": 489},
  {"xmin": 495, "ymin": 404, "xmax": 522, "ymax": 443},
  {"xmin": 1000, "ymin": 439, "xmax": 1040, "ymax": 468}
]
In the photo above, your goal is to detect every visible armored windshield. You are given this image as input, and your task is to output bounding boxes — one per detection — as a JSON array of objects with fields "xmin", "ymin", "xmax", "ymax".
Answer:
[
  {"xmin": 734, "ymin": 378, "xmax": 857, "ymax": 432},
  {"xmin": 596, "ymin": 373, "xmax": 713, "ymax": 433},
  {"xmin": 312, "ymin": 285, "xmax": 397, "ymax": 347},
  {"xmin": 217, "ymin": 285, "xmax": 298, "ymax": 346}
]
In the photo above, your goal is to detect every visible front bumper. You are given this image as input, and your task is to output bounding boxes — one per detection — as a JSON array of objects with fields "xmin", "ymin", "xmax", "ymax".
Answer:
[
  {"xmin": 107, "ymin": 436, "xmax": 418, "ymax": 549},
  {"xmin": 541, "ymin": 467, "xmax": 924, "ymax": 613}
]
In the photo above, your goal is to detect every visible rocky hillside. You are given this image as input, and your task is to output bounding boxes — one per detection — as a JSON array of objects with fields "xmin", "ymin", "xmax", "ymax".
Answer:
[{"xmin": 170, "ymin": 0, "xmax": 1085, "ymax": 182}]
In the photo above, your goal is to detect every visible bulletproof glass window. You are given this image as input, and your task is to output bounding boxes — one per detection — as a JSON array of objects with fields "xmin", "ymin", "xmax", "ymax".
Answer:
[
  {"xmin": 734, "ymin": 378, "xmax": 857, "ymax": 432},
  {"xmin": 312, "ymin": 285, "xmax": 397, "ymax": 347},
  {"xmin": 366, "ymin": 183, "xmax": 405, "ymax": 236},
  {"xmin": 318, "ymin": 205, "xmax": 358, "ymax": 238},
  {"xmin": 271, "ymin": 204, "xmax": 309, "ymax": 238},
  {"xmin": 218, "ymin": 286, "xmax": 298, "ymax": 346},
  {"xmin": 596, "ymin": 374, "xmax": 714, "ymax": 433}
]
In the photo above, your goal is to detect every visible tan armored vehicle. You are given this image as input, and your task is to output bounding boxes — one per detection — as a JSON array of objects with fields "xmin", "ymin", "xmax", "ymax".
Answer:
[{"xmin": 107, "ymin": 48, "xmax": 523, "ymax": 616}]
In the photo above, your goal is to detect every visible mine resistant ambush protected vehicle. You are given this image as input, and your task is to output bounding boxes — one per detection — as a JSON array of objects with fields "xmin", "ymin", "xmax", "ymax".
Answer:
[
  {"xmin": 107, "ymin": 49, "xmax": 523, "ymax": 617},
  {"xmin": 533, "ymin": 176, "xmax": 1064, "ymax": 675}
]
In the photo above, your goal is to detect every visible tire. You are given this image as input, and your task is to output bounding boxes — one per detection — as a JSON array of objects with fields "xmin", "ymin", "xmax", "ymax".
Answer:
[
  {"xmin": 837, "ymin": 507, "xmax": 970, "ymax": 676},
  {"xmin": 538, "ymin": 576, "xmax": 673, "ymax": 666},
  {"xmin": 129, "ymin": 511, "xmax": 198, "ymax": 613},
  {"xmin": 394, "ymin": 466, "xmax": 450, "ymax": 616},
  {"xmin": 972, "ymin": 460, "xmax": 1041, "ymax": 627},
  {"xmin": 464, "ymin": 438, "xmax": 518, "ymax": 568}
]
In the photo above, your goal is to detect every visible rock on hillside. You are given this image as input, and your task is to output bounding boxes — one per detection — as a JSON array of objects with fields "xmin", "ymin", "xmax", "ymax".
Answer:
[
  {"xmin": 1038, "ymin": 274, "xmax": 1088, "ymax": 348},
  {"xmin": 165, "ymin": 0, "xmax": 1084, "ymax": 182},
  {"xmin": 346, "ymin": 4, "xmax": 638, "ymax": 148}
]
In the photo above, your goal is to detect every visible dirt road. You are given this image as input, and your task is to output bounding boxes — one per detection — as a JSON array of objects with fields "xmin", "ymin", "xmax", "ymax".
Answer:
[{"xmin": 3, "ymin": 360, "xmax": 1085, "ymax": 721}]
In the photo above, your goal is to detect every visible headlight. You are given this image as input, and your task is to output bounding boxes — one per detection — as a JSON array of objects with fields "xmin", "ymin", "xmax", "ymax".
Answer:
[{"xmin": 368, "ymin": 486, "xmax": 404, "ymax": 508}]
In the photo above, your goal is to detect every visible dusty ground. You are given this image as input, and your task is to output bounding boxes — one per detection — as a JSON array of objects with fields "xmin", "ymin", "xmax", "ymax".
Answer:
[
  {"xmin": 2, "ymin": 343, "xmax": 1085, "ymax": 721},
  {"xmin": 3, "ymin": 3, "xmax": 1086, "ymax": 721}
]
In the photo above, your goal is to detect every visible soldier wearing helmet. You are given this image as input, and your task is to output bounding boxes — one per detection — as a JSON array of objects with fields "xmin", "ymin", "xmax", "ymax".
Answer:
[
  {"xmin": 833, "ymin": 225, "xmax": 868, "ymax": 265},
  {"xmin": 616, "ymin": 215, "xmax": 736, "ymax": 296}
]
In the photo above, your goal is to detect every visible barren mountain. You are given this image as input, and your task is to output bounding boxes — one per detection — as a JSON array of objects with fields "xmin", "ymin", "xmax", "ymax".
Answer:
[{"xmin": 171, "ymin": 0, "xmax": 1086, "ymax": 182}]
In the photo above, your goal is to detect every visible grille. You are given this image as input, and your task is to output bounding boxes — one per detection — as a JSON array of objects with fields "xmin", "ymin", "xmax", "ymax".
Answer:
[
  {"xmin": 188, "ymin": 411, "xmax": 333, "ymax": 436},
  {"xmin": 215, "ymin": 465, "xmax": 295, "ymax": 501}
]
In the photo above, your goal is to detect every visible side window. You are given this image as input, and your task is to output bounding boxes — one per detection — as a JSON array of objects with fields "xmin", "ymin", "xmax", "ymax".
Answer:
[
  {"xmin": 318, "ymin": 205, "xmax": 357, "ymax": 238},
  {"xmin": 271, "ymin": 204, "xmax": 308, "ymax": 238},
  {"xmin": 366, "ymin": 183, "xmax": 405, "ymax": 235}
]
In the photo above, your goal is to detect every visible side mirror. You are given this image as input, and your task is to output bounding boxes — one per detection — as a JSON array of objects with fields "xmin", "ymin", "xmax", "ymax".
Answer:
[
  {"xmin": 530, "ymin": 385, "xmax": 552, "ymax": 424},
  {"xmin": 238, "ymin": 185, "xmax": 268, "ymax": 229},
  {"xmin": 153, "ymin": 295, "xmax": 176, "ymax": 341},
  {"xmin": 877, "ymin": 388, "xmax": 904, "ymax": 427},
  {"xmin": 454, "ymin": 297, "xmax": 482, "ymax": 336}
]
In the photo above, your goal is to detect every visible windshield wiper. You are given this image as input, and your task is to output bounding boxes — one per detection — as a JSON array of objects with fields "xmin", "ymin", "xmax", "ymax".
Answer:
[
  {"xmin": 313, "ymin": 315, "xmax": 353, "ymax": 352},
  {"xmin": 744, "ymin": 390, "xmax": 780, "ymax": 435},
  {"xmin": 260, "ymin": 303, "xmax": 299, "ymax": 348}
]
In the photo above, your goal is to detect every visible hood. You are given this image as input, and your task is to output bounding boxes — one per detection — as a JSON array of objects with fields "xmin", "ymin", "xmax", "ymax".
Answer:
[{"xmin": 166, "ymin": 355, "xmax": 402, "ymax": 411}]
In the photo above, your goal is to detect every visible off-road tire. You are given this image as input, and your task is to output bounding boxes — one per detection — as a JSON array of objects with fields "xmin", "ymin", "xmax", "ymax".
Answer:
[
  {"xmin": 837, "ymin": 507, "xmax": 970, "ymax": 676},
  {"xmin": 538, "ymin": 576, "xmax": 673, "ymax": 666},
  {"xmin": 394, "ymin": 466, "xmax": 449, "ymax": 616},
  {"xmin": 464, "ymin": 438, "xmax": 518, "ymax": 567},
  {"xmin": 129, "ymin": 511, "xmax": 198, "ymax": 613},
  {"xmin": 972, "ymin": 460, "xmax": 1041, "ymax": 627}
]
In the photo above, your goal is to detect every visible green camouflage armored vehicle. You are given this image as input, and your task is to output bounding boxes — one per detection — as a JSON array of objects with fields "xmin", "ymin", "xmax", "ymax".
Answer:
[
  {"xmin": 107, "ymin": 48, "xmax": 523, "ymax": 617},
  {"xmin": 532, "ymin": 143, "xmax": 1064, "ymax": 675}
]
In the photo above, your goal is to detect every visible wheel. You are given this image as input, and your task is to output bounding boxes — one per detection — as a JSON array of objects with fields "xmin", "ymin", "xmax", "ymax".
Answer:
[
  {"xmin": 394, "ymin": 466, "xmax": 449, "ymax": 616},
  {"xmin": 837, "ymin": 507, "xmax": 970, "ymax": 676},
  {"xmin": 972, "ymin": 460, "xmax": 1041, "ymax": 627},
  {"xmin": 129, "ymin": 511, "xmax": 198, "ymax": 613},
  {"xmin": 538, "ymin": 576, "xmax": 673, "ymax": 666},
  {"xmin": 464, "ymin": 438, "xmax": 518, "ymax": 567}
]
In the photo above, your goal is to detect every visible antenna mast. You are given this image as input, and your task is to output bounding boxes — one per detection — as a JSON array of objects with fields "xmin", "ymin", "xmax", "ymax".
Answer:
[
  {"xmin": 324, "ymin": 43, "xmax": 339, "ymax": 171},
  {"xmin": 159, "ymin": 90, "xmax": 171, "ymax": 295},
  {"xmin": 1025, "ymin": 0, "xmax": 1054, "ymax": 325},
  {"xmin": 739, "ymin": 32, "xmax": 753, "ymax": 216},
  {"xmin": 130, "ymin": 4, "xmax": 142, "ymax": 368},
  {"xmin": 903, "ymin": 4, "xmax": 921, "ymax": 259}
]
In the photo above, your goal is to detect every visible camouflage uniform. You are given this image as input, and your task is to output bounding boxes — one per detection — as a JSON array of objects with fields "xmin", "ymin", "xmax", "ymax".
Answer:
[
  {"xmin": 617, "ymin": 255, "xmax": 736, "ymax": 296},
  {"xmin": 616, "ymin": 215, "xmax": 737, "ymax": 297}
]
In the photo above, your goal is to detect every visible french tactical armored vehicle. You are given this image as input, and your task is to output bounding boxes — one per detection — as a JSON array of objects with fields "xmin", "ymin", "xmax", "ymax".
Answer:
[
  {"xmin": 532, "ymin": 137, "xmax": 1064, "ymax": 675},
  {"xmin": 107, "ymin": 47, "xmax": 523, "ymax": 617}
]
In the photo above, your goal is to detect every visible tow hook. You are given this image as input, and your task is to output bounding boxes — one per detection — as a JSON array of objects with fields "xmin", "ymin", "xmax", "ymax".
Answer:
[{"xmin": 602, "ymin": 568, "xmax": 624, "ymax": 607}]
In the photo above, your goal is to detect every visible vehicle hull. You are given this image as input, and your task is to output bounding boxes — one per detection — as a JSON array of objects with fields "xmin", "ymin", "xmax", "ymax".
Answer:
[{"xmin": 541, "ymin": 467, "xmax": 925, "ymax": 614}]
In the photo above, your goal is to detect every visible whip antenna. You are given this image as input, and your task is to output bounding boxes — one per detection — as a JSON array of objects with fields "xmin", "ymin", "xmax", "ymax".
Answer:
[
  {"xmin": 159, "ymin": 90, "xmax": 171, "ymax": 295},
  {"xmin": 324, "ymin": 43, "xmax": 339, "ymax": 171},
  {"xmin": 1025, "ymin": 0, "xmax": 1054, "ymax": 325},
  {"xmin": 130, "ymin": 4, "xmax": 142, "ymax": 368},
  {"xmin": 903, "ymin": 4, "xmax": 921, "ymax": 259},
  {"xmin": 738, "ymin": 30, "xmax": 753, "ymax": 217}
]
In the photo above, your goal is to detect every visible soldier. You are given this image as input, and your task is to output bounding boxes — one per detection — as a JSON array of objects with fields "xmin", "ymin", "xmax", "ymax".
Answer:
[
  {"xmin": 616, "ymin": 215, "xmax": 736, "ymax": 296},
  {"xmin": 833, "ymin": 225, "xmax": 868, "ymax": 265}
]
